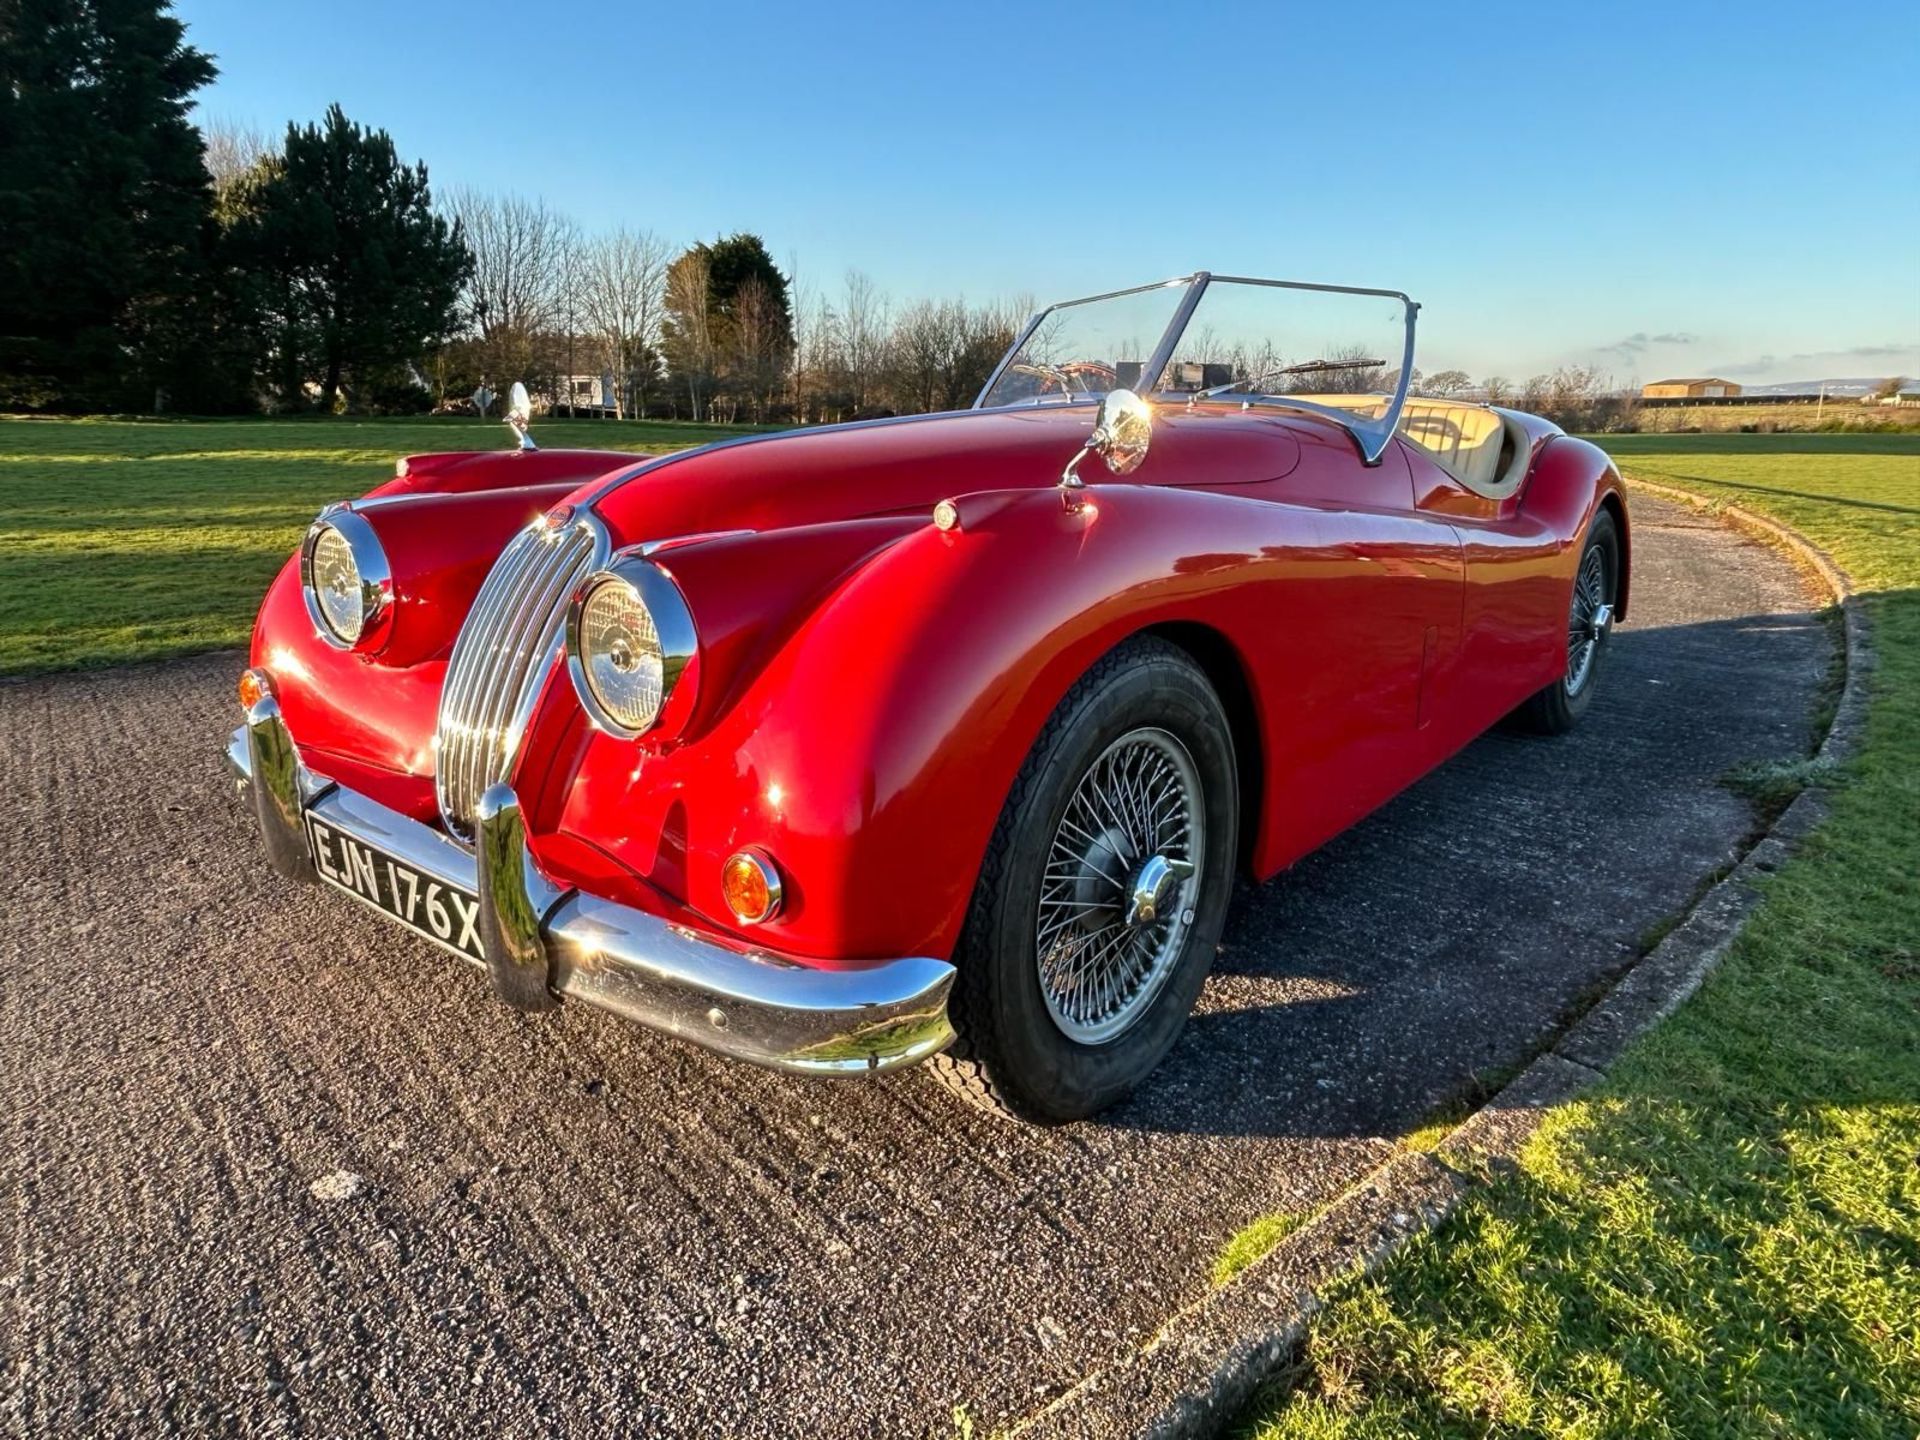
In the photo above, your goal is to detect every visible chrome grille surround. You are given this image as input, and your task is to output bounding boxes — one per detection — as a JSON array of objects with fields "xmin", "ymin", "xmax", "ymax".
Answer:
[{"xmin": 434, "ymin": 513, "xmax": 610, "ymax": 842}]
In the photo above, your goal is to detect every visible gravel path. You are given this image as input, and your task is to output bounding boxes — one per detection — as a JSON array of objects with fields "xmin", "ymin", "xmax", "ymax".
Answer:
[{"xmin": 0, "ymin": 496, "xmax": 1830, "ymax": 1438}]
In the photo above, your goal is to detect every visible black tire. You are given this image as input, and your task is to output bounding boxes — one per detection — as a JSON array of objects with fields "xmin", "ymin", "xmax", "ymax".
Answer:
[
  {"xmin": 1515, "ymin": 509, "xmax": 1620, "ymax": 735},
  {"xmin": 930, "ymin": 636, "xmax": 1238, "ymax": 1123}
]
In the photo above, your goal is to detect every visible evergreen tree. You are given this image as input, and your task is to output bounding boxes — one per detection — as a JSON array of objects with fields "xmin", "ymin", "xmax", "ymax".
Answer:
[
  {"xmin": 0, "ymin": 0, "xmax": 217, "ymax": 409},
  {"xmin": 661, "ymin": 233, "xmax": 793, "ymax": 419},
  {"xmin": 224, "ymin": 105, "xmax": 471, "ymax": 409}
]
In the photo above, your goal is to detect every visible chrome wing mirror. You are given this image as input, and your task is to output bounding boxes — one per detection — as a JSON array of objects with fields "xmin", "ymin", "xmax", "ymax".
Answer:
[
  {"xmin": 505, "ymin": 381, "xmax": 537, "ymax": 452},
  {"xmin": 1061, "ymin": 389, "xmax": 1152, "ymax": 491}
]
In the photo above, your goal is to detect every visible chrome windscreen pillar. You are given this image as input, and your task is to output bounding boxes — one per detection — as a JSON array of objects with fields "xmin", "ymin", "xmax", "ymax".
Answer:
[
  {"xmin": 474, "ymin": 783, "xmax": 568, "ymax": 1012},
  {"xmin": 245, "ymin": 697, "xmax": 315, "ymax": 883}
]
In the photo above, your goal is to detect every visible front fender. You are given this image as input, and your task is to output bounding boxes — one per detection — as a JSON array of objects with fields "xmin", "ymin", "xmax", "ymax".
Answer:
[
  {"xmin": 251, "ymin": 481, "xmax": 581, "ymax": 816},
  {"xmin": 555, "ymin": 484, "xmax": 1286, "ymax": 963}
]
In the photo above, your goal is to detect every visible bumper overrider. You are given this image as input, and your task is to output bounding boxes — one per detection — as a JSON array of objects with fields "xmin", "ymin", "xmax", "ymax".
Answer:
[{"xmin": 225, "ymin": 698, "xmax": 956, "ymax": 1074}]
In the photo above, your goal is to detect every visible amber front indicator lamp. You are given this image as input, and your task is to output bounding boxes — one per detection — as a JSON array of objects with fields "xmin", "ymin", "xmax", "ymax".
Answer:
[
  {"xmin": 237, "ymin": 667, "xmax": 274, "ymax": 710},
  {"xmin": 722, "ymin": 850, "xmax": 783, "ymax": 925}
]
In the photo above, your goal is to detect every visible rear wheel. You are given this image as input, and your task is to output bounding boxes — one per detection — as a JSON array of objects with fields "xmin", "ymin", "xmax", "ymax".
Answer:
[
  {"xmin": 1516, "ymin": 509, "xmax": 1620, "ymax": 734},
  {"xmin": 930, "ymin": 637, "xmax": 1237, "ymax": 1123}
]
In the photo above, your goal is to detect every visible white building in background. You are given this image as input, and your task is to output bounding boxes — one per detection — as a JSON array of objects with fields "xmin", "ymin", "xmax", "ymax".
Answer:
[{"xmin": 549, "ymin": 371, "xmax": 621, "ymax": 415}]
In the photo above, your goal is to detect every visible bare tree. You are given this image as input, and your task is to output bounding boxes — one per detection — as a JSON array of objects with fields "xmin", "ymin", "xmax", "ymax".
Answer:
[
  {"xmin": 882, "ymin": 297, "xmax": 1019, "ymax": 414},
  {"xmin": 839, "ymin": 270, "xmax": 889, "ymax": 415},
  {"xmin": 577, "ymin": 227, "xmax": 668, "ymax": 418},
  {"xmin": 202, "ymin": 117, "xmax": 275, "ymax": 192},
  {"xmin": 1481, "ymin": 375, "xmax": 1512, "ymax": 406},
  {"xmin": 1422, "ymin": 368, "xmax": 1472, "ymax": 397},
  {"xmin": 729, "ymin": 275, "xmax": 790, "ymax": 421},
  {"xmin": 662, "ymin": 247, "xmax": 715, "ymax": 420},
  {"xmin": 446, "ymin": 187, "xmax": 577, "ymax": 386}
]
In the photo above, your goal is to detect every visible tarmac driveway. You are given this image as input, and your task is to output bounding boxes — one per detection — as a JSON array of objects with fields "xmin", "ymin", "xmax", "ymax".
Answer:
[{"xmin": 0, "ymin": 496, "xmax": 1831, "ymax": 1438}]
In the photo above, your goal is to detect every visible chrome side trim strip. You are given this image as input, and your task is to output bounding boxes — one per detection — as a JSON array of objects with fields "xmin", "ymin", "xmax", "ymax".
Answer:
[{"xmin": 225, "ymin": 721, "xmax": 957, "ymax": 1075}]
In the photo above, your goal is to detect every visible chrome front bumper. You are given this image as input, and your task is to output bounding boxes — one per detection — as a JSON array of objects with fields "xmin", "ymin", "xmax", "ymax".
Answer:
[{"xmin": 225, "ymin": 699, "xmax": 955, "ymax": 1074}]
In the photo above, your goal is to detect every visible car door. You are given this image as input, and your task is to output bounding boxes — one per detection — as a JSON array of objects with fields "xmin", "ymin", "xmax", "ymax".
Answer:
[
  {"xmin": 1403, "ymin": 437, "xmax": 1569, "ymax": 754},
  {"xmin": 1223, "ymin": 418, "xmax": 1467, "ymax": 866}
]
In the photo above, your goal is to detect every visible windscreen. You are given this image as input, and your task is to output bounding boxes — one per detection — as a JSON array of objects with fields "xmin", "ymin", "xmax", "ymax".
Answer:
[
  {"xmin": 976, "ymin": 272, "xmax": 1418, "ymax": 462},
  {"xmin": 976, "ymin": 281, "xmax": 1188, "ymax": 409},
  {"xmin": 1155, "ymin": 280, "xmax": 1410, "ymax": 399}
]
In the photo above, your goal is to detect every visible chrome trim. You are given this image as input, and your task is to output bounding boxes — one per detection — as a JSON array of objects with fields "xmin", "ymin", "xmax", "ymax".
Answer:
[
  {"xmin": 636, "ymin": 528, "xmax": 755, "ymax": 557},
  {"xmin": 564, "ymin": 554, "xmax": 698, "ymax": 740},
  {"xmin": 1125, "ymin": 854, "xmax": 1195, "ymax": 928},
  {"xmin": 505, "ymin": 381, "xmax": 538, "ymax": 451},
  {"xmin": 434, "ymin": 515, "xmax": 610, "ymax": 841},
  {"xmin": 1134, "ymin": 270, "xmax": 1212, "ymax": 397},
  {"xmin": 973, "ymin": 308, "xmax": 1050, "ymax": 410},
  {"xmin": 475, "ymin": 783, "xmax": 564, "ymax": 1011},
  {"xmin": 245, "ymin": 696, "xmax": 317, "ymax": 881},
  {"xmin": 224, "ymin": 718, "xmax": 957, "ymax": 1074},
  {"xmin": 299, "ymin": 506, "xmax": 393, "ymax": 650}
]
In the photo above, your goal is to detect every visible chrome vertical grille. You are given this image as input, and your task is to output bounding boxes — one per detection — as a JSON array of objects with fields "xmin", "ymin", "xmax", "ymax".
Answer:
[{"xmin": 434, "ymin": 515, "xmax": 608, "ymax": 841}]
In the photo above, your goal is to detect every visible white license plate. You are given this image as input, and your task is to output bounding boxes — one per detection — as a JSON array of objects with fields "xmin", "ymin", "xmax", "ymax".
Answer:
[{"xmin": 304, "ymin": 812, "xmax": 484, "ymax": 962}]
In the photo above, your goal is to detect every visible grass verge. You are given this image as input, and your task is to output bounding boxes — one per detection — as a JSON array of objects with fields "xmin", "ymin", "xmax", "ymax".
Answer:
[
  {"xmin": 1214, "ymin": 1210, "xmax": 1315, "ymax": 1288},
  {"xmin": 1238, "ymin": 434, "xmax": 1920, "ymax": 1438},
  {"xmin": 0, "ymin": 414, "xmax": 764, "ymax": 675}
]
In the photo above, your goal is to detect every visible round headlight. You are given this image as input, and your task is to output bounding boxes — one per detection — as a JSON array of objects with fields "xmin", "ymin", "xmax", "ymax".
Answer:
[
  {"xmin": 578, "ymin": 577, "xmax": 664, "ymax": 730},
  {"xmin": 567, "ymin": 558, "xmax": 697, "ymax": 738},
  {"xmin": 300, "ymin": 508, "xmax": 392, "ymax": 649},
  {"xmin": 311, "ymin": 526, "xmax": 363, "ymax": 639}
]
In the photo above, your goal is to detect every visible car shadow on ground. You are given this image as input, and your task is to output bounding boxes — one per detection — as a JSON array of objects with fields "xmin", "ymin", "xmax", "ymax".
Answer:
[{"xmin": 1091, "ymin": 607, "xmax": 1835, "ymax": 1142}]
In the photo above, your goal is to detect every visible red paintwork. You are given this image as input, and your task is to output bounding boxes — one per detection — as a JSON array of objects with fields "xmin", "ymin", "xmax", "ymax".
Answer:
[{"xmin": 249, "ymin": 405, "xmax": 1629, "ymax": 964}]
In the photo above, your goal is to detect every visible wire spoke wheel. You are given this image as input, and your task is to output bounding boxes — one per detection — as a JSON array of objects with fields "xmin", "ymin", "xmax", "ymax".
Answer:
[
  {"xmin": 1035, "ymin": 727, "xmax": 1204, "ymax": 1045},
  {"xmin": 1565, "ymin": 543, "xmax": 1610, "ymax": 695}
]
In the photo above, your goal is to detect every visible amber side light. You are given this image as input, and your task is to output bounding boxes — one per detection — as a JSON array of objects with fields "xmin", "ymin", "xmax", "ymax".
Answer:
[
  {"xmin": 237, "ymin": 667, "xmax": 273, "ymax": 710},
  {"xmin": 721, "ymin": 851, "xmax": 783, "ymax": 925}
]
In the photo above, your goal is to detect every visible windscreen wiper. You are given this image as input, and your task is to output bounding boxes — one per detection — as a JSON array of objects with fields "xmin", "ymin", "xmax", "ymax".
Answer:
[{"xmin": 1195, "ymin": 356, "xmax": 1386, "ymax": 401}]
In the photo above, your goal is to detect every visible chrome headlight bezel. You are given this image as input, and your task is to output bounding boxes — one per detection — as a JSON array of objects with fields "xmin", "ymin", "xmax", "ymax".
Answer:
[
  {"xmin": 299, "ymin": 506, "xmax": 393, "ymax": 650},
  {"xmin": 565, "ymin": 555, "xmax": 697, "ymax": 739}
]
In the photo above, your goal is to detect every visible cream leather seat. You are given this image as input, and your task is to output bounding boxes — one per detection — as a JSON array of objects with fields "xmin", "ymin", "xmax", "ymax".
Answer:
[
  {"xmin": 1264, "ymin": 393, "xmax": 1523, "ymax": 496},
  {"xmin": 1394, "ymin": 401, "xmax": 1510, "ymax": 493}
]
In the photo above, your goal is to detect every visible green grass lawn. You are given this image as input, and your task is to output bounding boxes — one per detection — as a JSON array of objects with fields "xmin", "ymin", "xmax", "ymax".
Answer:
[
  {"xmin": 1240, "ymin": 433, "xmax": 1920, "ymax": 1438},
  {"xmin": 0, "ymin": 414, "xmax": 765, "ymax": 674}
]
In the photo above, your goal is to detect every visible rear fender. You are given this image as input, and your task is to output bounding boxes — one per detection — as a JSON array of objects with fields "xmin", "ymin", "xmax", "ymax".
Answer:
[{"xmin": 1521, "ymin": 436, "xmax": 1631, "ymax": 619}]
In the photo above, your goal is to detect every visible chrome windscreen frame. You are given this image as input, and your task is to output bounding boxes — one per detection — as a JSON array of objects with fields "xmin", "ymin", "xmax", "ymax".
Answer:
[{"xmin": 974, "ymin": 270, "xmax": 1422, "ymax": 465}]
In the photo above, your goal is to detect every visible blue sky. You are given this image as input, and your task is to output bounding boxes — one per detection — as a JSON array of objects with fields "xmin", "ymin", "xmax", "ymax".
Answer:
[{"xmin": 177, "ymin": 0, "xmax": 1918, "ymax": 387}]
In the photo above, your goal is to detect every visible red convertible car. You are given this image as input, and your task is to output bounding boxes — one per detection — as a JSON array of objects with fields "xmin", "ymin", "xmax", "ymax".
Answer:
[{"xmin": 226, "ymin": 273, "xmax": 1628, "ymax": 1122}]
